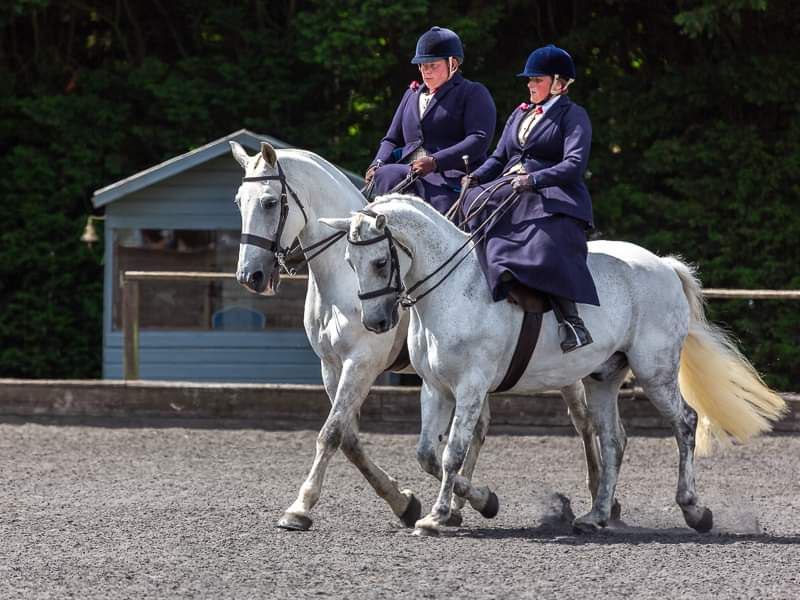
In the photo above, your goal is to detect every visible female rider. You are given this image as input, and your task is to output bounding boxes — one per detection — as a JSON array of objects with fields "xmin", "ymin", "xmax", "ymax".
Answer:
[
  {"xmin": 461, "ymin": 45, "xmax": 598, "ymax": 353},
  {"xmin": 366, "ymin": 26, "xmax": 496, "ymax": 215}
]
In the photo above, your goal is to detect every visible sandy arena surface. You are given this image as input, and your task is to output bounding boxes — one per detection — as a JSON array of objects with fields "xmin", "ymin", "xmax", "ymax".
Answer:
[{"xmin": 1, "ymin": 420, "xmax": 799, "ymax": 599}]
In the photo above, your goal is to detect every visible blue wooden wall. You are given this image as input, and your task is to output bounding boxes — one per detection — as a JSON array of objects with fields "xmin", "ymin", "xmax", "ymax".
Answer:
[{"xmin": 101, "ymin": 154, "xmax": 323, "ymax": 383}]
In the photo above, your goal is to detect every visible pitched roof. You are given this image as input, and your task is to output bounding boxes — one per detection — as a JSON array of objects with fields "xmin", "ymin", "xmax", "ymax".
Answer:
[{"xmin": 92, "ymin": 129, "xmax": 363, "ymax": 208}]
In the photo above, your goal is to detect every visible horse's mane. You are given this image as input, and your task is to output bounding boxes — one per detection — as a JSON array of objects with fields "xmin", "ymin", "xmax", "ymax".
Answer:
[
  {"xmin": 275, "ymin": 147, "xmax": 362, "ymax": 196},
  {"xmin": 369, "ymin": 194, "xmax": 468, "ymax": 239}
]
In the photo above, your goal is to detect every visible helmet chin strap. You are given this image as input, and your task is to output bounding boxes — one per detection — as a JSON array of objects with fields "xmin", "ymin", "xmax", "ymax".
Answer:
[
  {"xmin": 447, "ymin": 56, "xmax": 459, "ymax": 81},
  {"xmin": 549, "ymin": 74, "xmax": 575, "ymax": 96}
]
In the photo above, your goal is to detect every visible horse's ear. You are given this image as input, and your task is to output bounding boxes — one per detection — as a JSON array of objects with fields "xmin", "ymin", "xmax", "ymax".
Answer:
[
  {"xmin": 229, "ymin": 141, "xmax": 250, "ymax": 169},
  {"xmin": 319, "ymin": 217, "xmax": 351, "ymax": 232},
  {"xmin": 261, "ymin": 142, "xmax": 278, "ymax": 167},
  {"xmin": 375, "ymin": 214, "xmax": 387, "ymax": 230}
]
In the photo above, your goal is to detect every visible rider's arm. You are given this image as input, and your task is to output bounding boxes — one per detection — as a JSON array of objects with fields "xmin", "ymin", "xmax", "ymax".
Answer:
[
  {"xmin": 430, "ymin": 83, "xmax": 496, "ymax": 172},
  {"xmin": 471, "ymin": 109, "xmax": 516, "ymax": 183},
  {"xmin": 527, "ymin": 104, "xmax": 591, "ymax": 188},
  {"xmin": 372, "ymin": 89, "xmax": 413, "ymax": 166}
]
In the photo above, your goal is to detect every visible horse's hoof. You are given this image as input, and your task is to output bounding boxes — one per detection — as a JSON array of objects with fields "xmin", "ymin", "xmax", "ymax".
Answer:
[
  {"xmin": 572, "ymin": 514, "xmax": 605, "ymax": 534},
  {"xmin": 445, "ymin": 511, "xmax": 463, "ymax": 527},
  {"xmin": 399, "ymin": 494, "xmax": 422, "ymax": 528},
  {"xmin": 480, "ymin": 491, "xmax": 500, "ymax": 519},
  {"xmin": 412, "ymin": 526, "xmax": 440, "ymax": 537},
  {"xmin": 276, "ymin": 512, "xmax": 313, "ymax": 531},
  {"xmin": 611, "ymin": 499, "xmax": 622, "ymax": 521},
  {"xmin": 691, "ymin": 507, "xmax": 714, "ymax": 533}
]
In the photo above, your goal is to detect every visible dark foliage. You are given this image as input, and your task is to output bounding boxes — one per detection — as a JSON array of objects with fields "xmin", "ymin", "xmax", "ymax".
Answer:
[{"xmin": 1, "ymin": 0, "xmax": 797, "ymax": 386}]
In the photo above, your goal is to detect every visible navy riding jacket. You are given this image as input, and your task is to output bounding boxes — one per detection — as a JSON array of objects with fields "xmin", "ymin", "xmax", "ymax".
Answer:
[
  {"xmin": 372, "ymin": 72, "xmax": 496, "ymax": 179},
  {"xmin": 472, "ymin": 95, "xmax": 594, "ymax": 227}
]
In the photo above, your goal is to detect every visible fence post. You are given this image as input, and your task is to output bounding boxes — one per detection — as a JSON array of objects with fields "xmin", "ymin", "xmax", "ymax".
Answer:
[{"xmin": 122, "ymin": 276, "xmax": 140, "ymax": 380}]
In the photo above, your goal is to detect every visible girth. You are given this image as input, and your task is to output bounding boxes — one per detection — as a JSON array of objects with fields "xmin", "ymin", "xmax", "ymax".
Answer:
[{"xmin": 492, "ymin": 310, "xmax": 544, "ymax": 394}]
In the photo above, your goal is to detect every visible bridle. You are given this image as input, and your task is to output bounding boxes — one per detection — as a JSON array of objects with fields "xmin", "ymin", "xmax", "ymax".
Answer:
[
  {"xmin": 348, "ymin": 209, "xmax": 408, "ymax": 302},
  {"xmin": 239, "ymin": 159, "xmax": 346, "ymax": 275},
  {"xmin": 240, "ymin": 161, "xmax": 307, "ymax": 262}
]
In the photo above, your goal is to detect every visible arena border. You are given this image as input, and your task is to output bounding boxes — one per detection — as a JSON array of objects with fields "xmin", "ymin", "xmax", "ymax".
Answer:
[{"xmin": 0, "ymin": 379, "xmax": 798, "ymax": 432}]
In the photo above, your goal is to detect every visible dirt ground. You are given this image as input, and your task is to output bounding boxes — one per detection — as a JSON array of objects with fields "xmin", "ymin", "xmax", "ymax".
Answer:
[{"xmin": 1, "ymin": 419, "xmax": 799, "ymax": 599}]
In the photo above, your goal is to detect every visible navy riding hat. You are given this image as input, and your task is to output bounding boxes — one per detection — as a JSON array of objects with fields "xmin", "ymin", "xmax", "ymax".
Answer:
[
  {"xmin": 517, "ymin": 44, "xmax": 576, "ymax": 80},
  {"xmin": 411, "ymin": 26, "xmax": 464, "ymax": 64}
]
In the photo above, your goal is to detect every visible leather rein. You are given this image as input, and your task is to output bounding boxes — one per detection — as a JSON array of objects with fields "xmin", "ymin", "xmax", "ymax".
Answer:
[{"xmin": 348, "ymin": 184, "xmax": 522, "ymax": 308}]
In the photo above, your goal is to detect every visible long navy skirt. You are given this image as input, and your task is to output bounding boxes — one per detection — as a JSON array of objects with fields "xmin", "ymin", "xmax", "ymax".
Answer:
[
  {"xmin": 460, "ymin": 177, "xmax": 600, "ymax": 305},
  {"xmin": 372, "ymin": 164, "xmax": 460, "ymax": 216}
]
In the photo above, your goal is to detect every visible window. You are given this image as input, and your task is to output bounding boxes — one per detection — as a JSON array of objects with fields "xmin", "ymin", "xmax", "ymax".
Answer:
[{"xmin": 112, "ymin": 229, "xmax": 305, "ymax": 331}]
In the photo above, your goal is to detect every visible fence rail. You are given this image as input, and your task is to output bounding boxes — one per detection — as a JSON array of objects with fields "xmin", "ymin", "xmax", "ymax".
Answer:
[{"xmin": 120, "ymin": 270, "xmax": 799, "ymax": 380}]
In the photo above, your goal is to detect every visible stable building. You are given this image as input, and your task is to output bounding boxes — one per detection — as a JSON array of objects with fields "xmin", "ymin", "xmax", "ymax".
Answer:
[{"xmin": 91, "ymin": 129, "xmax": 362, "ymax": 383}]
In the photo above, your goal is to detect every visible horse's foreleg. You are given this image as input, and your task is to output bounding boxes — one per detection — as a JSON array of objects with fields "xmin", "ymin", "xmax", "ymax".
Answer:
[
  {"xmin": 450, "ymin": 396, "xmax": 492, "ymax": 524},
  {"xmin": 279, "ymin": 358, "xmax": 417, "ymax": 530},
  {"xmin": 415, "ymin": 387, "xmax": 492, "ymax": 535},
  {"xmin": 572, "ymin": 373, "xmax": 627, "ymax": 533},
  {"xmin": 416, "ymin": 387, "xmax": 495, "ymax": 527}
]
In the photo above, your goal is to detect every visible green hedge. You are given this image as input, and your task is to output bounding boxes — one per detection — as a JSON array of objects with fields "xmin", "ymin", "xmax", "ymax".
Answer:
[{"xmin": 1, "ymin": 0, "xmax": 797, "ymax": 387}]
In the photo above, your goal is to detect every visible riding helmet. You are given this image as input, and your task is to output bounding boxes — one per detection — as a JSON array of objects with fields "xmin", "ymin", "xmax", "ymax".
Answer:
[
  {"xmin": 517, "ymin": 44, "xmax": 576, "ymax": 79},
  {"xmin": 411, "ymin": 26, "xmax": 464, "ymax": 64}
]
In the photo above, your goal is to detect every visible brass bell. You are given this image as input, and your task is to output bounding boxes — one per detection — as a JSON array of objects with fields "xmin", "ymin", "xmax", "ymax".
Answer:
[{"xmin": 80, "ymin": 216, "xmax": 100, "ymax": 245}]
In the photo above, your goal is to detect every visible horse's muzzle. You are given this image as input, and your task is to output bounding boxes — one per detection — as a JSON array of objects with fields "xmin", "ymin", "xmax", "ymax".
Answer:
[
  {"xmin": 362, "ymin": 304, "xmax": 399, "ymax": 334},
  {"xmin": 237, "ymin": 262, "xmax": 280, "ymax": 296}
]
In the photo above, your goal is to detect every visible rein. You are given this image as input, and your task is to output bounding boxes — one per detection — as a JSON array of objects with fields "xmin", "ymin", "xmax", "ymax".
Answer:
[
  {"xmin": 361, "ymin": 168, "xmax": 421, "ymax": 202},
  {"xmin": 349, "ymin": 184, "xmax": 521, "ymax": 307}
]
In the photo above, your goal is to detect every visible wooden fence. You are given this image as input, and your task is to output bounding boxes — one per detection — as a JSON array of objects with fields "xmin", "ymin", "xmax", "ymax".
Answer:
[{"xmin": 120, "ymin": 270, "xmax": 800, "ymax": 380}]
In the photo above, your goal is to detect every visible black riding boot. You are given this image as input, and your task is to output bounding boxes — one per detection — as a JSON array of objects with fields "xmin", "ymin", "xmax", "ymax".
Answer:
[{"xmin": 550, "ymin": 296, "xmax": 593, "ymax": 353}]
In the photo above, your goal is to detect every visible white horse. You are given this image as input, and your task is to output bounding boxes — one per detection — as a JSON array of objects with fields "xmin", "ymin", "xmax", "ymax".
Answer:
[
  {"xmin": 230, "ymin": 142, "xmax": 512, "ymax": 530},
  {"xmin": 322, "ymin": 194, "xmax": 786, "ymax": 535}
]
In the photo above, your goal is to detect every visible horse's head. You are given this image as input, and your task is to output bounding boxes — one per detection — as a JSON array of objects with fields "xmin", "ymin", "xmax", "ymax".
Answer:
[
  {"xmin": 230, "ymin": 141, "xmax": 306, "ymax": 295},
  {"xmin": 320, "ymin": 211, "xmax": 410, "ymax": 334}
]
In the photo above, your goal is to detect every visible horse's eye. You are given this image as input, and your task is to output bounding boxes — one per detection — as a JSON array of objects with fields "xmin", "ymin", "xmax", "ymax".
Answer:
[
  {"xmin": 375, "ymin": 258, "xmax": 388, "ymax": 270},
  {"xmin": 233, "ymin": 196, "xmax": 241, "ymax": 207},
  {"xmin": 259, "ymin": 197, "xmax": 278, "ymax": 209}
]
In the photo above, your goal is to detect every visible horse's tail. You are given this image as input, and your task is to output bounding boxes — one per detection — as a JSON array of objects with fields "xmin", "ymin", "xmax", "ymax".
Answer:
[{"xmin": 663, "ymin": 256, "xmax": 787, "ymax": 455}]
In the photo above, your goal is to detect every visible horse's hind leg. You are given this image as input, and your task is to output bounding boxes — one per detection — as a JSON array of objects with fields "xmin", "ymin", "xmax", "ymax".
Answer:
[
  {"xmin": 560, "ymin": 381, "xmax": 621, "ymax": 520},
  {"xmin": 572, "ymin": 367, "xmax": 628, "ymax": 533},
  {"xmin": 278, "ymin": 358, "xmax": 418, "ymax": 531},
  {"xmin": 638, "ymin": 376, "xmax": 713, "ymax": 533},
  {"xmin": 416, "ymin": 384, "xmax": 497, "ymax": 528}
]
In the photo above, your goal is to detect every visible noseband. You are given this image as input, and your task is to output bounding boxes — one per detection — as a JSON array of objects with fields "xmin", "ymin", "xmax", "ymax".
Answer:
[{"xmin": 348, "ymin": 209, "xmax": 406, "ymax": 302}]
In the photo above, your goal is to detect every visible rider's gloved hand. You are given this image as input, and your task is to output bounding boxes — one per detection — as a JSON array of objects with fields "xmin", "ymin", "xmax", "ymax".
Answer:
[
  {"xmin": 365, "ymin": 164, "xmax": 379, "ymax": 183},
  {"xmin": 511, "ymin": 173, "xmax": 536, "ymax": 192},
  {"xmin": 411, "ymin": 156, "xmax": 437, "ymax": 176},
  {"xmin": 460, "ymin": 175, "xmax": 478, "ymax": 190}
]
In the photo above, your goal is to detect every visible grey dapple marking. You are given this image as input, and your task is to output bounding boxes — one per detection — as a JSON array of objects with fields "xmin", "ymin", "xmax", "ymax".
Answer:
[
  {"xmin": 324, "ymin": 194, "xmax": 785, "ymax": 535},
  {"xmin": 230, "ymin": 142, "xmax": 506, "ymax": 529}
]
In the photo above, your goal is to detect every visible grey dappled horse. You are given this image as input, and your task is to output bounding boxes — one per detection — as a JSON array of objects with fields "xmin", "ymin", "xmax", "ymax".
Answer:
[
  {"xmin": 231, "ymin": 142, "xmax": 527, "ymax": 530},
  {"xmin": 323, "ymin": 194, "xmax": 786, "ymax": 535}
]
